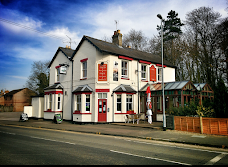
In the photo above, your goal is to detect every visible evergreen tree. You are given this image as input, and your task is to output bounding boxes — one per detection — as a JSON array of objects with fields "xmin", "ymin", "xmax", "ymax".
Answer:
[
  {"xmin": 163, "ymin": 10, "xmax": 184, "ymax": 42},
  {"xmin": 213, "ymin": 78, "xmax": 228, "ymax": 118}
]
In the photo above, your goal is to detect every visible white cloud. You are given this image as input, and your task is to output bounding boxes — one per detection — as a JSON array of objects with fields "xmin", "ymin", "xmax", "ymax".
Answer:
[
  {"xmin": 83, "ymin": 0, "xmax": 228, "ymax": 40},
  {"xmin": 8, "ymin": 75, "xmax": 27, "ymax": 80}
]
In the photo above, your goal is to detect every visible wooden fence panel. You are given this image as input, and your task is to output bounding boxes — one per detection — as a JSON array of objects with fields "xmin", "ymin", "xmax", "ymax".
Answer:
[
  {"xmin": 174, "ymin": 116, "xmax": 200, "ymax": 133},
  {"xmin": 202, "ymin": 118, "xmax": 228, "ymax": 136}
]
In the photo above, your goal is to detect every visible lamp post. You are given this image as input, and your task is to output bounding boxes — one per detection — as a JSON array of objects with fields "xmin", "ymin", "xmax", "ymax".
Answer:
[{"xmin": 157, "ymin": 14, "xmax": 166, "ymax": 131}]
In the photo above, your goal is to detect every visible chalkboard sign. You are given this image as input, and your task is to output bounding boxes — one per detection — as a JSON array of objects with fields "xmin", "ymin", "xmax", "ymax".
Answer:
[
  {"xmin": 53, "ymin": 114, "xmax": 62, "ymax": 124},
  {"xmin": 19, "ymin": 113, "xmax": 28, "ymax": 121}
]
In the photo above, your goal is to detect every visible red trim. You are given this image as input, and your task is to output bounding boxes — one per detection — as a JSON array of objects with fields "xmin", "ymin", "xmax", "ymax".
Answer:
[
  {"xmin": 95, "ymin": 89, "xmax": 110, "ymax": 92},
  {"xmin": 45, "ymin": 91, "xmax": 63, "ymax": 95},
  {"xmin": 80, "ymin": 58, "xmax": 88, "ymax": 62},
  {"xmin": 80, "ymin": 78, "xmax": 87, "ymax": 80},
  {"xmin": 139, "ymin": 60, "xmax": 151, "ymax": 64},
  {"xmin": 141, "ymin": 80, "xmax": 148, "ymax": 82},
  {"xmin": 44, "ymin": 110, "xmax": 62, "ymax": 113},
  {"xmin": 118, "ymin": 55, "xmax": 133, "ymax": 61},
  {"xmin": 115, "ymin": 113, "xmax": 128, "ymax": 114},
  {"xmin": 55, "ymin": 65, "xmax": 61, "ymax": 69},
  {"xmin": 73, "ymin": 111, "xmax": 91, "ymax": 114},
  {"xmin": 121, "ymin": 77, "xmax": 130, "ymax": 80},
  {"xmin": 156, "ymin": 64, "xmax": 167, "ymax": 68}
]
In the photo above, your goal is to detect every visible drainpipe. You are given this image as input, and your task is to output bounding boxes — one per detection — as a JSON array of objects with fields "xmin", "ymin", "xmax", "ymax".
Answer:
[
  {"xmin": 71, "ymin": 60, "xmax": 74, "ymax": 122},
  {"xmin": 137, "ymin": 61, "xmax": 140, "ymax": 114}
]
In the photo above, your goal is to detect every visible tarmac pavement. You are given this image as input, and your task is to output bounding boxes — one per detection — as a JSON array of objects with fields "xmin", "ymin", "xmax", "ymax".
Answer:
[{"xmin": 0, "ymin": 111, "xmax": 228, "ymax": 150}]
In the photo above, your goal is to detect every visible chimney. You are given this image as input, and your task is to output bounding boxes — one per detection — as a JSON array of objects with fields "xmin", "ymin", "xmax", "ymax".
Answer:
[
  {"xmin": 66, "ymin": 45, "xmax": 71, "ymax": 49},
  {"xmin": 112, "ymin": 29, "xmax": 122, "ymax": 47}
]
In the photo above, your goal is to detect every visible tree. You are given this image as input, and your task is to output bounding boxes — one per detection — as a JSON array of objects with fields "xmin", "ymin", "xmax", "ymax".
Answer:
[
  {"xmin": 156, "ymin": 10, "xmax": 184, "ymax": 80},
  {"xmin": 25, "ymin": 60, "xmax": 50, "ymax": 95},
  {"xmin": 122, "ymin": 29, "xmax": 148, "ymax": 51},
  {"xmin": 185, "ymin": 6, "xmax": 221, "ymax": 88},
  {"xmin": 214, "ymin": 17, "xmax": 228, "ymax": 85},
  {"xmin": 162, "ymin": 10, "xmax": 184, "ymax": 42},
  {"xmin": 213, "ymin": 77, "xmax": 228, "ymax": 118},
  {"xmin": 36, "ymin": 72, "xmax": 49, "ymax": 96}
]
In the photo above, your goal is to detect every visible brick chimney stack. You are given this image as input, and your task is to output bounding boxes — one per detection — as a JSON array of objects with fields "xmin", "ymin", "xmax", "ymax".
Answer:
[{"xmin": 112, "ymin": 30, "xmax": 122, "ymax": 47}]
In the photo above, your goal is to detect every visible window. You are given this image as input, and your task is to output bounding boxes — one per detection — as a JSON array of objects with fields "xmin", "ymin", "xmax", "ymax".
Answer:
[
  {"xmin": 82, "ymin": 61, "xmax": 87, "ymax": 78},
  {"xmin": 57, "ymin": 94, "xmax": 61, "ymax": 110},
  {"xmin": 49, "ymin": 94, "xmax": 52, "ymax": 110},
  {"xmin": 157, "ymin": 97, "xmax": 161, "ymax": 110},
  {"xmin": 126, "ymin": 95, "xmax": 133, "ymax": 111},
  {"xmin": 86, "ymin": 94, "xmax": 90, "ymax": 112},
  {"xmin": 56, "ymin": 68, "xmax": 60, "ymax": 82},
  {"xmin": 98, "ymin": 93, "xmax": 107, "ymax": 99},
  {"xmin": 117, "ymin": 95, "xmax": 121, "ymax": 112},
  {"xmin": 158, "ymin": 68, "xmax": 162, "ymax": 82},
  {"xmin": 121, "ymin": 61, "xmax": 128, "ymax": 78},
  {"xmin": 76, "ymin": 94, "xmax": 81, "ymax": 111},
  {"xmin": 141, "ymin": 65, "xmax": 147, "ymax": 80}
]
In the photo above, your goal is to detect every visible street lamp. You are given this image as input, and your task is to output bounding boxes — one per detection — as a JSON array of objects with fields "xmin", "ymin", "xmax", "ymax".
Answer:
[{"xmin": 157, "ymin": 14, "xmax": 166, "ymax": 131}]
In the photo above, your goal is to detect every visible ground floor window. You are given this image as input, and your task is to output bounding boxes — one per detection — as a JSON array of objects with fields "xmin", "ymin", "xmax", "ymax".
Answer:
[
  {"xmin": 117, "ymin": 94, "xmax": 121, "ymax": 112},
  {"xmin": 126, "ymin": 94, "xmax": 133, "ymax": 111},
  {"xmin": 49, "ymin": 94, "xmax": 52, "ymax": 110},
  {"xmin": 86, "ymin": 94, "xmax": 90, "ymax": 112},
  {"xmin": 157, "ymin": 97, "xmax": 161, "ymax": 110},
  {"xmin": 57, "ymin": 94, "xmax": 61, "ymax": 110},
  {"xmin": 76, "ymin": 94, "xmax": 81, "ymax": 111}
]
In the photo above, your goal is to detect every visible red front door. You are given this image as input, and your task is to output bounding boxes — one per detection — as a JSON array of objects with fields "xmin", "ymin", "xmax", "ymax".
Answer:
[{"xmin": 98, "ymin": 99, "xmax": 107, "ymax": 122}]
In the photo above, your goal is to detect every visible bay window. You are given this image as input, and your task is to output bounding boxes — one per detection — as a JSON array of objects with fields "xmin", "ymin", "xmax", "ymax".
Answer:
[{"xmin": 126, "ymin": 94, "xmax": 133, "ymax": 111}]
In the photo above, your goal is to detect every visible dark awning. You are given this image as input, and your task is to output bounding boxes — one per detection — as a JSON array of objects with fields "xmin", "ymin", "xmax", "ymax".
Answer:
[{"xmin": 113, "ymin": 84, "xmax": 137, "ymax": 94}]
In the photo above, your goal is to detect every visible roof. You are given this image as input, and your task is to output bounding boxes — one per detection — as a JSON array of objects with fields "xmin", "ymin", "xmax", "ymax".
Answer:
[
  {"xmin": 44, "ymin": 83, "xmax": 64, "ymax": 90},
  {"xmin": 71, "ymin": 36, "xmax": 176, "ymax": 68},
  {"xmin": 48, "ymin": 47, "xmax": 74, "ymax": 68},
  {"xmin": 140, "ymin": 80, "xmax": 194, "ymax": 91},
  {"xmin": 72, "ymin": 85, "xmax": 93, "ymax": 93},
  {"xmin": 193, "ymin": 83, "xmax": 206, "ymax": 91},
  {"xmin": 113, "ymin": 84, "xmax": 137, "ymax": 93},
  {"xmin": 4, "ymin": 88, "xmax": 25, "ymax": 96}
]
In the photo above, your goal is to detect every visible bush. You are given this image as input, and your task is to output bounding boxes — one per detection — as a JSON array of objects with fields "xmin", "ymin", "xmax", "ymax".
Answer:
[
  {"xmin": 196, "ymin": 105, "xmax": 215, "ymax": 117},
  {"xmin": 167, "ymin": 100, "xmax": 199, "ymax": 116},
  {"xmin": 0, "ymin": 105, "xmax": 13, "ymax": 112}
]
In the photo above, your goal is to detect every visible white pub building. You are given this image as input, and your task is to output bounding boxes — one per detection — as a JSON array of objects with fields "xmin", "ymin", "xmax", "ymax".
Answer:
[{"xmin": 43, "ymin": 30, "xmax": 176, "ymax": 123}]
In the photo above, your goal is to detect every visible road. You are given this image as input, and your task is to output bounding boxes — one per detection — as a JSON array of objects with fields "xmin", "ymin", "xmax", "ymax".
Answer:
[{"xmin": 0, "ymin": 125, "xmax": 228, "ymax": 165}]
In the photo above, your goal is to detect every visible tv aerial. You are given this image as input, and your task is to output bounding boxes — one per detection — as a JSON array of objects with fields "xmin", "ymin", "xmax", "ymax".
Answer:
[{"xmin": 63, "ymin": 35, "xmax": 76, "ymax": 48}]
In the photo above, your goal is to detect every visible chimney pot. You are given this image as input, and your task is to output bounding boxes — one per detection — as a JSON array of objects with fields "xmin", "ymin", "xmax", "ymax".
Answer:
[{"xmin": 112, "ymin": 29, "xmax": 122, "ymax": 47}]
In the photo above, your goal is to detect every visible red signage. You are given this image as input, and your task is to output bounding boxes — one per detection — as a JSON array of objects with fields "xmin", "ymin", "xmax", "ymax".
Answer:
[
  {"xmin": 150, "ymin": 65, "xmax": 156, "ymax": 81},
  {"xmin": 98, "ymin": 64, "xmax": 107, "ymax": 81}
]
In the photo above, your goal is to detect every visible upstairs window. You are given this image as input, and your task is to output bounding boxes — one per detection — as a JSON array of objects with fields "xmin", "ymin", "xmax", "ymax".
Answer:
[
  {"xmin": 82, "ymin": 61, "xmax": 87, "ymax": 78},
  {"xmin": 56, "ymin": 68, "xmax": 60, "ymax": 82},
  {"xmin": 80, "ymin": 58, "xmax": 88, "ymax": 79},
  {"xmin": 158, "ymin": 68, "xmax": 162, "ymax": 82},
  {"xmin": 141, "ymin": 65, "xmax": 147, "ymax": 80},
  {"xmin": 121, "ymin": 61, "xmax": 128, "ymax": 78}
]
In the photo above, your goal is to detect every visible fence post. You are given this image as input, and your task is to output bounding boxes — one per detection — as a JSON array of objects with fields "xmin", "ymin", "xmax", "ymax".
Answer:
[{"xmin": 200, "ymin": 116, "xmax": 203, "ymax": 134}]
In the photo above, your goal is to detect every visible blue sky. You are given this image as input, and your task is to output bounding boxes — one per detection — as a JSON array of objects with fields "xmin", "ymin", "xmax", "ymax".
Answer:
[{"xmin": 0, "ymin": 0, "xmax": 227, "ymax": 91}]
